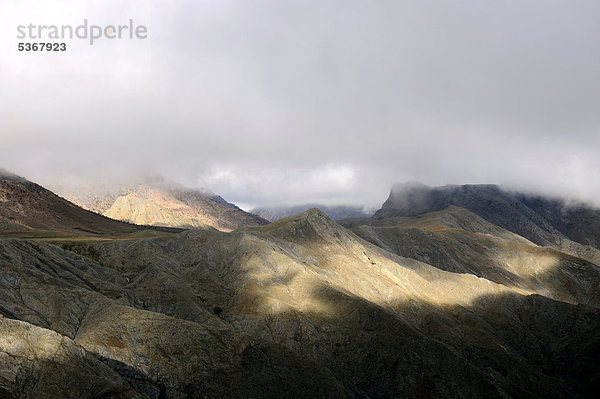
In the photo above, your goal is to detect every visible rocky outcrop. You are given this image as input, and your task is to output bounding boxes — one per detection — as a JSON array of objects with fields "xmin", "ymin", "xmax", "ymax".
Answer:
[{"xmin": 0, "ymin": 316, "xmax": 144, "ymax": 398}]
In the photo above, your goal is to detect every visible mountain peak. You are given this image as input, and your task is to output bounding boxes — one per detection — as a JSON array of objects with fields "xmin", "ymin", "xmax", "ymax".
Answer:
[
  {"xmin": 252, "ymin": 203, "xmax": 372, "ymax": 222},
  {"xmin": 258, "ymin": 207, "xmax": 352, "ymax": 245}
]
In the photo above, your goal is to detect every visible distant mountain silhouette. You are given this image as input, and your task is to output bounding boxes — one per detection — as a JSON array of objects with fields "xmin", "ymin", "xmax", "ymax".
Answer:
[{"xmin": 252, "ymin": 203, "xmax": 372, "ymax": 221}]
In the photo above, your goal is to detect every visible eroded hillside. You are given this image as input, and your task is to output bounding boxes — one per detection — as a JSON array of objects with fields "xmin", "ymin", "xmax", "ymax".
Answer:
[
  {"xmin": 2, "ymin": 208, "xmax": 600, "ymax": 397},
  {"xmin": 0, "ymin": 172, "xmax": 143, "ymax": 237},
  {"xmin": 64, "ymin": 178, "xmax": 268, "ymax": 232}
]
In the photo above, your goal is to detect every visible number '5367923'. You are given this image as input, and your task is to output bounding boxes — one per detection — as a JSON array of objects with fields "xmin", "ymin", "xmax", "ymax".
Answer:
[{"xmin": 18, "ymin": 43, "xmax": 66, "ymax": 51}]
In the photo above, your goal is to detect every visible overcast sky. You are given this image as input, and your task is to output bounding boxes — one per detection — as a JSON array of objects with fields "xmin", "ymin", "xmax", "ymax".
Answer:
[{"xmin": 1, "ymin": 0, "xmax": 599, "ymax": 210}]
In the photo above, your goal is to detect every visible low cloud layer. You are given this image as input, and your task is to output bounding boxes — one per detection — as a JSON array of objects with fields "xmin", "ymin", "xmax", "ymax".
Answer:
[{"xmin": 1, "ymin": 0, "xmax": 599, "ymax": 209}]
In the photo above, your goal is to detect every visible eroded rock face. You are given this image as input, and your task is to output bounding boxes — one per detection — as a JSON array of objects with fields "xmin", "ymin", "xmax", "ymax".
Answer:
[
  {"xmin": 1, "ymin": 208, "xmax": 600, "ymax": 398},
  {"xmin": 0, "ymin": 316, "xmax": 144, "ymax": 399}
]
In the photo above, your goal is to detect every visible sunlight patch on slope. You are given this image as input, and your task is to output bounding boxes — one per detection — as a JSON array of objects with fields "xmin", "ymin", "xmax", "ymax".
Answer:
[{"xmin": 230, "ymin": 231, "xmax": 521, "ymax": 319}]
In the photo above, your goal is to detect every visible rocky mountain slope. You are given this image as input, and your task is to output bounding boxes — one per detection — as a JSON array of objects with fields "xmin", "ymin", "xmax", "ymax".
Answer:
[
  {"xmin": 372, "ymin": 182, "xmax": 600, "ymax": 263},
  {"xmin": 2, "ymin": 178, "xmax": 600, "ymax": 397},
  {"xmin": 252, "ymin": 204, "xmax": 372, "ymax": 222},
  {"xmin": 344, "ymin": 206, "xmax": 600, "ymax": 305},
  {"xmin": 1, "ymin": 208, "xmax": 599, "ymax": 397},
  {"xmin": 65, "ymin": 177, "xmax": 268, "ymax": 232},
  {"xmin": 0, "ymin": 171, "xmax": 142, "ymax": 236}
]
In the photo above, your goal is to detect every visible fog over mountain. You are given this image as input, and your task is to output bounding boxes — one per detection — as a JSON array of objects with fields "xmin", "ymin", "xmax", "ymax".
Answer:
[
  {"xmin": 1, "ymin": 0, "xmax": 600, "ymax": 208},
  {"xmin": 4, "ymin": 1, "xmax": 600, "ymax": 397}
]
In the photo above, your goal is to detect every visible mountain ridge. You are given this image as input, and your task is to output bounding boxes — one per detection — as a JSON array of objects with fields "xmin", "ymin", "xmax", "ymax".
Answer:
[
  {"xmin": 0, "ymin": 171, "xmax": 147, "ymax": 236},
  {"xmin": 252, "ymin": 203, "xmax": 372, "ymax": 222},
  {"xmin": 62, "ymin": 177, "xmax": 268, "ymax": 232},
  {"xmin": 373, "ymin": 182, "xmax": 600, "ymax": 264}
]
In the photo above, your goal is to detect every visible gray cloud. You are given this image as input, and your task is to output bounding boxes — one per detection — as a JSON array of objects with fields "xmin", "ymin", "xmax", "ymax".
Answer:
[{"xmin": 1, "ymin": 0, "xmax": 599, "ymax": 209}]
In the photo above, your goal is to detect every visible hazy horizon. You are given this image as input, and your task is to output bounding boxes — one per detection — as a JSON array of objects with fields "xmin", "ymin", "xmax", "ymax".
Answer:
[{"xmin": 2, "ymin": 0, "xmax": 599, "ymax": 209}]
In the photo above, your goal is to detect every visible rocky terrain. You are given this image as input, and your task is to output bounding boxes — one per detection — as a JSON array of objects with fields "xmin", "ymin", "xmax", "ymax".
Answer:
[
  {"xmin": 252, "ymin": 204, "xmax": 372, "ymax": 222},
  {"xmin": 64, "ymin": 177, "xmax": 268, "ymax": 232},
  {"xmin": 1, "ymin": 177, "xmax": 600, "ymax": 398},
  {"xmin": 0, "ymin": 171, "xmax": 143, "ymax": 237},
  {"xmin": 372, "ymin": 182, "xmax": 600, "ymax": 264},
  {"xmin": 344, "ymin": 206, "xmax": 600, "ymax": 306}
]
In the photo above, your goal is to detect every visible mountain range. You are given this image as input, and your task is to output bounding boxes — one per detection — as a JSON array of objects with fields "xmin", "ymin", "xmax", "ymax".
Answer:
[{"xmin": 1, "ymin": 173, "xmax": 600, "ymax": 398}]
